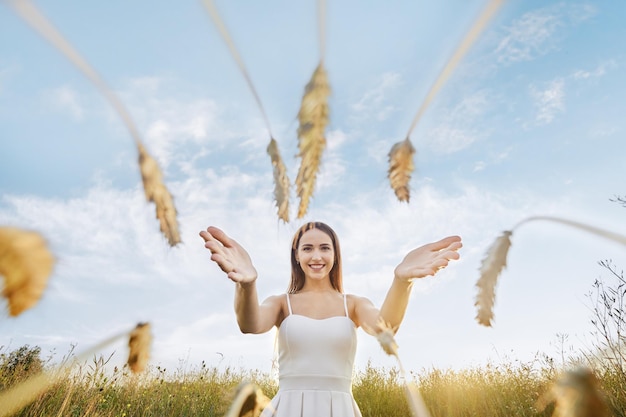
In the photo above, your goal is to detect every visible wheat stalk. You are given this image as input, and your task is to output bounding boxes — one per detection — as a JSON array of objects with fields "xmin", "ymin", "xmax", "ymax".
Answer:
[
  {"xmin": 0, "ymin": 227, "xmax": 55, "ymax": 317},
  {"xmin": 369, "ymin": 319, "xmax": 432, "ymax": 417},
  {"xmin": 536, "ymin": 367, "xmax": 610, "ymax": 417},
  {"xmin": 390, "ymin": 0, "xmax": 504, "ymax": 202},
  {"xmin": 6, "ymin": 0, "xmax": 180, "ymax": 246},
  {"xmin": 0, "ymin": 323, "xmax": 148, "ymax": 416},
  {"xmin": 475, "ymin": 216, "xmax": 626, "ymax": 327},
  {"xmin": 267, "ymin": 138, "xmax": 290, "ymax": 222},
  {"xmin": 138, "ymin": 143, "xmax": 181, "ymax": 246},
  {"xmin": 296, "ymin": 63, "xmax": 330, "ymax": 218},
  {"xmin": 200, "ymin": 0, "xmax": 292, "ymax": 222},
  {"xmin": 387, "ymin": 138, "xmax": 416, "ymax": 202}
]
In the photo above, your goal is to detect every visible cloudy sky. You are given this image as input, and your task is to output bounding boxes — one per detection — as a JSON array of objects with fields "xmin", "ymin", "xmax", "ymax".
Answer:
[{"xmin": 1, "ymin": 0, "xmax": 625, "ymax": 376}]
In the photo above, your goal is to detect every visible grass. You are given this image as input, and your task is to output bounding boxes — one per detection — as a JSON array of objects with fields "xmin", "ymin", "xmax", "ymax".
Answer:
[{"xmin": 2, "ymin": 352, "xmax": 625, "ymax": 417}]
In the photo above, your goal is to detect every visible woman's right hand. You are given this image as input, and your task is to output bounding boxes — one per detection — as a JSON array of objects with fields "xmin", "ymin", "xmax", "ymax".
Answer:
[{"xmin": 199, "ymin": 226, "xmax": 258, "ymax": 285}]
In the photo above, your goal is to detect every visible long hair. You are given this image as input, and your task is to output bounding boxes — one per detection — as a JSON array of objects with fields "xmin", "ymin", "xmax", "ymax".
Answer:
[{"xmin": 288, "ymin": 222, "xmax": 343, "ymax": 293}]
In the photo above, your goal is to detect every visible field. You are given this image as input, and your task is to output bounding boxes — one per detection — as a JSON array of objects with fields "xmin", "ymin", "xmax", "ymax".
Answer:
[{"xmin": 2, "ymin": 349, "xmax": 625, "ymax": 417}]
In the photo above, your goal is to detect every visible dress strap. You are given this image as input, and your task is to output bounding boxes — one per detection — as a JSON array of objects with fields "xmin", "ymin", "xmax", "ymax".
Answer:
[
  {"xmin": 342, "ymin": 293, "xmax": 349, "ymax": 317},
  {"xmin": 285, "ymin": 293, "xmax": 293, "ymax": 315}
]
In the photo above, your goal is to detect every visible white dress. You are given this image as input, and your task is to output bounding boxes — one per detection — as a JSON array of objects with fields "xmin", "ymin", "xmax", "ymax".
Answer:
[{"xmin": 260, "ymin": 293, "xmax": 362, "ymax": 417}]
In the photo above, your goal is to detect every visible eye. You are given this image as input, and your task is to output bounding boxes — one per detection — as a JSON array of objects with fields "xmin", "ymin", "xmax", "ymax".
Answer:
[{"xmin": 301, "ymin": 246, "xmax": 311, "ymax": 252}]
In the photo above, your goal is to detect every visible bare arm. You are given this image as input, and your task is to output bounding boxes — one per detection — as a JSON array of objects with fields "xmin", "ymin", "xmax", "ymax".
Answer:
[
  {"xmin": 356, "ymin": 235, "xmax": 462, "ymax": 335},
  {"xmin": 200, "ymin": 226, "xmax": 281, "ymax": 334}
]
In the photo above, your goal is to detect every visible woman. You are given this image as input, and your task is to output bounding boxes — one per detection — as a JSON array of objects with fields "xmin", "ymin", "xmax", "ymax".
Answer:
[{"xmin": 200, "ymin": 221, "xmax": 462, "ymax": 417}]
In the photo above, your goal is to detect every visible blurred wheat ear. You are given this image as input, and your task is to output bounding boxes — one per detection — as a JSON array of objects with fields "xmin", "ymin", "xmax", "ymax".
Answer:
[
  {"xmin": 371, "ymin": 319, "xmax": 432, "ymax": 417},
  {"xmin": 536, "ymin": 367, "xmax": 610, "ymax": 417},
  {"xmin": 267, "ymin": 138, "xmax": 291, "ymax": 223},
  {"xmin": 475, "ymin": 216, "xmax": 626, "ymax": 327},
  {"xmin": 138, "ymin": 144, "xmax": 181, "ymax": 246},
  {"xmin": 0, "ymin": 227, "xmax": 55, "ymax": 317},
  {"xmin": 127, "ymin": 322, "xmax": 152, "ymax": 374},
  {"xmin": 224, "ymin": 381, "xmax": 271, "ymax": 417},
  {"xmin": 201, "ymin": 0, "xmax": 291, "ymax": 224},
  {"xmin": 296, "ymin": 63, "xmax": 330, "ymax": 218},
  {"xmin": 0, "ymin": 323, "xmax": 144, "ymax": 416},
  {"xmin": 7, "ymin": 0, "xmax": 181, "ymax": 245},
  {"xmin": 388, "ymin": 138, "xmax": 416, "ymax": 202},
  {"xmin": 474, "ymin": 230, "xmax": 512, "ymax": 327}
]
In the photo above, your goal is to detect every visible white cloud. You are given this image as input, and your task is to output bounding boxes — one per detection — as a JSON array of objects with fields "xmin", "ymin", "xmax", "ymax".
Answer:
[
  {"xmin": 423, "ymin": 90, "xmax": 491, "ymax": 153},
  {"xmin": 114, "ymin": 76, "xmax": 222, "ymax": 169},
  {"xmin": 0, "ymin": 153, "xmax": 620, "ymax": 373},
  {"xmin": 572, "ymin": 60, "xmax": 617, "ymax": 80},
  {"xmin": 351, "ymin": 72, "xmax": 402, "ymax": 122},
  {"xmin": 495, "ymin": 4, "xmax": 596, "ymax": 65},
  {"xmin": 530, "ymin": 78, "xmax": 565, "ymax": 124},
  {"xmin": 44, "ymin": 85, "xmax": 84, "ymax": 120}
]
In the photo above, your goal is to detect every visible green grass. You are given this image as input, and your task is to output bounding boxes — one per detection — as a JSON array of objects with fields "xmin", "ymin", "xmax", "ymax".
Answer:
[{"xmin": 2, "ymin": 354, "xmax": 625, "ymax": 417}]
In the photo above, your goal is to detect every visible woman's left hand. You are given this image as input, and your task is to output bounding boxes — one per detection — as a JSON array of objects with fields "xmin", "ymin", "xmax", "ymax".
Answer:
[{"xmin": 394, "ymin": 235, "xmax": 462, "ymax": 281}]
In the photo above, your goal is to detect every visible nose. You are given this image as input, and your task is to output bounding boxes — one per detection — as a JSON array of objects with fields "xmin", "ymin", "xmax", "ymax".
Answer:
[{"xmin": 311, "ymin": 251, "xmax": 322, "ymax": 260}]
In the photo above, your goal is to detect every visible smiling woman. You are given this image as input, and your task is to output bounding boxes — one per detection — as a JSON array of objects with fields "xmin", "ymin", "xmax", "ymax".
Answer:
[{"xmin": 200, "ymin": 221, "xmax": 462, "ymax": 416}]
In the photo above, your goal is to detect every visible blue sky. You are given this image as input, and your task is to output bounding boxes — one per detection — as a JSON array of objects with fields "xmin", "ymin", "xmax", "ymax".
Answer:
[{"xmin": 1, "ymin": 0, "xmax": 625, "ymax": 376}]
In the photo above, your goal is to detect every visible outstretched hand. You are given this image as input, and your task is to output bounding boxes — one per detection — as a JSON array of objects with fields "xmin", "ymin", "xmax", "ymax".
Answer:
[
  {"xmin": 199, "ymin": 226, "xmax": 258, "ymax": 285},
  {"xmin": 394, "ymin": 235, "xmax": 462, "ymax": 281}
]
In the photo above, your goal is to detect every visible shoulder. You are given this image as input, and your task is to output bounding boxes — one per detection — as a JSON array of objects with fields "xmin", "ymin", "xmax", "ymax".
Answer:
[
  {"xmin": 262, "ymin": 293, "xmax": 287, "ymax": 308},
  {"xmin": 345, "ymin": 294, "xmax": 377, "ymax": 327},
  {"xmin": 345, "ymin": 293, "xmax": 374, "ymax": 308},
  {"xmin": 261, "ymin": 293, "xmax": 288, "ymax": 326}
]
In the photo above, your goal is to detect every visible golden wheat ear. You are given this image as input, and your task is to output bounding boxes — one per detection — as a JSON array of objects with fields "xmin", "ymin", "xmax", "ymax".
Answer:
[
  {"xmin": 7, "ymin": 0, "xmax": 181, "ymax": 244},
  {"xmin": 0, "ymin": 323, "xmax": 145, "ymax": 416},
  {"xmin": 138, "ymin": 144, "xmax": 181, "ymax": 246},
  {"xmin": 369, "ymin": 319, "xmax": 432, "ymax": 417},
  {"xmin": 127, "ymin": 322, "xmax": 152, "ymax": 374},
  {"xmin": 536, "ymin": 367, "xmax": 611, "ymax": 417},
  {"xmin": 224, "ymin": 381, "xmax": 272, "ymax": 417},
  {"xmin": 296, "ymin": 62, "xmax": 330, "ymax": 218},
  {"xmin": 266, "ymin": 138, "xmax": 291, "ymax": 223},
  {"xmin": 387, "ymin": 137, "xmax": 416, "ymax": 202},
  {"xmin": 0, "ymin": 227, "xmax": 55, "ymax": 317},
  {"xmin": 474, "ymin": 230, "xmax": 512, "ymax": 327}
]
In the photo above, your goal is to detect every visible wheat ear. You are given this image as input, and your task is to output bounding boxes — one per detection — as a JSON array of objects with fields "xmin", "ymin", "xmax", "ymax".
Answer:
[
  {"xmin": 7, "ymin": 0, "xmax": 180, "ymax": 245},
  {"xmin": 296, "ymin": 63, "xmax": 330, "ymax": 218},
  {"xmin": 0, "ymin": 227, "xmax": 55, "ymax": 317},
  {"xmin": 0, "ymin": 323, "xmax": 146, "ymax": 417},
  {"xmin": 200, "ymin": 0, "xmax": 291, "ymax": 222},
  {"xmin": 388, "ymin": 138, "xmax": 416, "ymax": 202},
  {"xmin": 368, "ymin": 319, "xmax": 432, "ymax": 417},
  {"xmin": 224, "ymin": 381, "xmax": 272, "ymax": 417},
  {"xmin": 536, "ymin": 367, "xmax": 610, "ymax": 417},
  {"xmin": 391, "ymin": 0, "xmax": 504, "ymax": 202},
  {"xmin": 474, "ymin": 231, "xmax": 512, "ymax": 327},
  {"xmin": 138, "ymin": 143, "xmax": 181, "ymax": 246},
  {"xmin": 267, "ymin": 139, "xmax": 290, "ymax": 222},
  {"xmin": 475, "ymin": 216, "xmax": 626, "ymax": 327},
  {"xmin": 127, "ymin": 322, "xmax": 152, "ymax": 373}
]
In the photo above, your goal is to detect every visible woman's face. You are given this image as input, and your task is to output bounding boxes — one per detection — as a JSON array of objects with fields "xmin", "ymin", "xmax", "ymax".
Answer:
[{"xmin": 295, "ymin": 228, "xmax": 335, "ymax": 281}]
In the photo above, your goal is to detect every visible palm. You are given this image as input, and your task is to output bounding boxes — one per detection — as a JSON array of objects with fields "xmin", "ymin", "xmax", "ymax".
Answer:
[
  {"xmin": 200, "ymin": 226, "xmax": 258, "ymax": 284},
  {"xmin": 394, "ymin": 235, "xmax": 462, "ymax": 280}
]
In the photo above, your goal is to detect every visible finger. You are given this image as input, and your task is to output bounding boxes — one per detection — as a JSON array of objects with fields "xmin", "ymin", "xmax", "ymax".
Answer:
[
  {"xmin": 200, "ymin": 228, "xmax": 223, "ymax": 245},
  {"xmin": 439, "ymin": 249, "xmax": 461, "ymax": 261},
  {"xmin": 204, "ymin": 240, "xmax": 226, "ymax": 256},
  {"xmin": 211, "ymin": 253, "xmax": 234, "ymax": 273},
  {"xmin": 206, "ymin": 226, "xmax": 236, "ymax": 248},
  {"xmin": 427, "ymin": 235, "xmax": 462, "ymax": 252}
]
